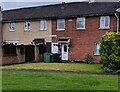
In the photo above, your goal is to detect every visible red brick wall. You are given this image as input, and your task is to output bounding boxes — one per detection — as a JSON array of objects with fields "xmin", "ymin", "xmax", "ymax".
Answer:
[{"xmin": 52, "ymin": 16, "xmax": 117, "ymax": 63}]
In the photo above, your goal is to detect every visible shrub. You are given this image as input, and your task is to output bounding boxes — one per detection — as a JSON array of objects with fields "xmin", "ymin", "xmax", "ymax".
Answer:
[
  {"xmin": 85, "ymin": 54, "xmax": 93, "ymax": 64},
  {"xmin": 100, "ymin": 32, "xmax": 120, "ymax": 71},
  {"xmin": 103, "ymin": 67, "xmax": 113, "ymax": 73}
]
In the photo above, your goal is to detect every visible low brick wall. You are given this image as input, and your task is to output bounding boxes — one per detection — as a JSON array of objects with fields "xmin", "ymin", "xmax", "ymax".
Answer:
[
  {"xmin": 1, "ymin": 45, "xmax": 25, "ymax": 65},
  {"xmin": 2, "ymin": 55, "xmax": 25, "ymax": 65},
  {"xmin": 1, "ymin": 45, "xmax": 44, "ymax": 65}
]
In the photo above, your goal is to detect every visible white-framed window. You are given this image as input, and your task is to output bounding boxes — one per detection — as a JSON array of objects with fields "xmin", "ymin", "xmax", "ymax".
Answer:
[
  {"xmin": 24, "ymin": 21, "xmax": 30, "ymax": 31},
  {"xmin": 40, "ymin": 20, "xmax": 47, "ymax": 30},
  {"xmin": 76, "ymin": 17, "xmax": 85, "ymax": 29},
  {"xmin": 100, "ymin": 16, "xmax": 110, "ymax": 29},
  {"xmin": 51, "ymin": 42, "xmax": 58, "ymax": 54},
  {"xmin": 9, "ymin": 22, "xmax": 15, "ymax": 31},
  {"xmin": 57, "ymin": 19, "xmax": 65, "ymax": 30},
  {"xmin": 95, "ymin": 43, "xmax": 100, "ymax": 55}
]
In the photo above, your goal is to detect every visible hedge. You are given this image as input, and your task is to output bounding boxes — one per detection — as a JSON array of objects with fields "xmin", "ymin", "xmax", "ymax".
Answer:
[{"xmin": 99, "ymin": 32, "xmax": 120, "ymax": 71}]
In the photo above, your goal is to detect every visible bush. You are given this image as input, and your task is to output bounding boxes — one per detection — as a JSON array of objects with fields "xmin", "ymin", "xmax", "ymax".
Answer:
[
  {"xmin": 103, "ymin": 67, "xmax": 113, "ymax": 73},
  {"xmin": 100, "ymin": 32, "xmax": 120, "ymax": 71},
  {"xmin": 85, "ymin": 54, "xmax": 93, "ymax": 64}
]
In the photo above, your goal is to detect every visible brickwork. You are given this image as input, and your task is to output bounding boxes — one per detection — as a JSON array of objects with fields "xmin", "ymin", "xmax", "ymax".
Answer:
[
  {"xmin": 2, "ymin": 44, "xmax": 44, "ymax": 65},
  {"xmin": 2, "ymin": 46, "xmax": 25, "ymax": 65},
  {"xmin": 35, "ymin": 45, "xmax": 40, "ymax": 62},
  {"xmin": 52, "ymin": 16, "xmax": 117, "ymax": 63}
]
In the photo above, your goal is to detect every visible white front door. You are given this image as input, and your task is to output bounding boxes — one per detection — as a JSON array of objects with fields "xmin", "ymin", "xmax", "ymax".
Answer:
[{"xmin": 61, "ymin": 44, "xmax": 68, "ymax": 60}]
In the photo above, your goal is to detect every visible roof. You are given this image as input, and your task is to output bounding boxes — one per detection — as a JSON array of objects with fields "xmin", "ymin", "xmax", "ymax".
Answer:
[{"xmin": 2, "ymin": 2, "xmax": 120, "ymax": 22}]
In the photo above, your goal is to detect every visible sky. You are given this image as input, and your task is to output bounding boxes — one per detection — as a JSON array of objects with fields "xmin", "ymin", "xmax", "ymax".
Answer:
[
  {"xmin": 0, "ymin": 0, "xmax": 88, "ymax": 10},
  {"xmin": 0, "ymin": 0, "xmax": 120, "ymax": 10}
]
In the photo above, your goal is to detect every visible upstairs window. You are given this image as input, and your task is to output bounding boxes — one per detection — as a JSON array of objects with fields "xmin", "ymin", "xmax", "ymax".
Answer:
[
  {"xmin": 100, "ymin": 16, "xmax": 110, "ymax": 29},
  {"xmin": 9, "ymin": 22, "xmax": 15, "ymax": 31},
  {"xmin": 76, "ymin": 17, "xmax": 85, "ymax": 29},
  {"xmin": 57, "ymin": 19, "xmax": 65, "ymax": 30},
  {"xmin": 24, "ymin": 21, "xmax": 30, "ymax": 31},
  {"xmin": 40, "ymin": 20, "xmax": 47, "ymax": 30},
  {"xmin": 95, "ymin": 43, "xmax": 100, "ymax": 55}
]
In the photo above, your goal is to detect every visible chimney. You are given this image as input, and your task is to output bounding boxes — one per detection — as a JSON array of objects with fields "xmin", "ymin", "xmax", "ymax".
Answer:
[
  {"xmin": 62, "ymin": 2, "xmax": 65, "ymax": 4},
  {"xmin": 61, "ymin": 2, "xmax": 65, "ymax": 9}
]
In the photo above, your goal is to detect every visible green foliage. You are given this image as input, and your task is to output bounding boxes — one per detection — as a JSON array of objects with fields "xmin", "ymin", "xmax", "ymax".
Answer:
[
  {"xmin": 85, "ymin": 54, "xmax": 93, "ymax": 64},
  {"xmin": 100, "ymin": 32, "xmax": 120, "ymax": 71},
  {"xmin": 103, "ymin": 67, "xmax": 113, "ymax": 73}
]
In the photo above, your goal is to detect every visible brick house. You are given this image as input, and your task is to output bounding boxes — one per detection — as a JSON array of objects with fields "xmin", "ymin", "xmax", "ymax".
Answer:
[
  {"xmin": 1, "ymin": 2, "xmax": 120, "ymax": 65},
  {"xmin": 51, "ymin": 2, "xmax": 120, "ymax": 62}
]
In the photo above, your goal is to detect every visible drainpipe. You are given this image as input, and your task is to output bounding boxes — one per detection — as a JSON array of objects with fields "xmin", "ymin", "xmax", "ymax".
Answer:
[
  {"xmin": 115, "ymin": 7, "xmax": 120, "ymax": 33},
  {"xmin": 115, "ymin": 13, "xmax": 119, "ymax": 33}
]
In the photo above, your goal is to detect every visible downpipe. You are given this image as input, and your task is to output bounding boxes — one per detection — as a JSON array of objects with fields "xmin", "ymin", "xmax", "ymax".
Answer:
[{"xmin": 115, "ymin": 13, "xmax": 119, "ymax": 33}]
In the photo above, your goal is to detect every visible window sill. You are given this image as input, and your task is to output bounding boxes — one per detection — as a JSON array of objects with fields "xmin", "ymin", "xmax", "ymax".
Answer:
[
  {"xmin": 9, "ymin": 30, "xmax": 15, "ymax": 32},
  {"xmin": 99, "ymin": 28, "xmax": 110, "ymax": 30},
  {"xmin": 40, "ymin": 29, "xmax": 47, "ymax": 31},
  {"xmin": 94, "ymin": 54, "xmax": 100, "ymax": 56},
  {"xmin": 56, "ymin": 29, "xmax": 65, "ymax": 31},
  {"xmin": 76, "ymin": 28, "xmax": 86, "ymax": 30},
  {"xmin": 24, "ymin": 30, "xmax": 30, "ymax": 31},
  {"xmin": 76, "ymin": 28, "xmax": 86, "ymax": 31}
]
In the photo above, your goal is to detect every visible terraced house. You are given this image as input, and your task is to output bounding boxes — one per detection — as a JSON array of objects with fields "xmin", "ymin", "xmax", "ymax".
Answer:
[{"xmin": 1, "ymin": 1, "xmax": 120, "ymax": 65}]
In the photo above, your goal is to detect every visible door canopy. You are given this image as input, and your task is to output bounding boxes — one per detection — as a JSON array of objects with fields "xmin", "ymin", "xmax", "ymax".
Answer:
[{"xmin": 58, "ymin": 38, "xmax": 71, "ymax": 47}]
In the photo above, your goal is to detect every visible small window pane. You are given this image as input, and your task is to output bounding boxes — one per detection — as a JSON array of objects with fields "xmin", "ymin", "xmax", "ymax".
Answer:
[
  {"xmin": 64, "ymin": 45, "xmax": 67, "ymax": 52},
  {"xmin": 40, "ymin": 20, "xmax": 47, "ymax": 30},
  {"xmin": 76, "ymin": 17, "xmax": 85, "ymax": 29},
  {"xmin": 57, "ymin": 19, "xmax": 65, "ymax": 30},
  {"xmin": 100, "ymin": 17, "xmax": 104, "ymax": 28},
  {"xmin": 100, "ymin": 16, "xmax": 110, "ymax": 28},
  {"xmin": 95, "ymin": 43, "xmax": 100, "ymax": 55},
  {"xmin": 105, "ymin": 16, "xmax": 109, "ymax": 27},
  {"xmin": 24, "ymin": 21, "xmax": 30, "ymax": 31},
  {"xmin": 9, "ymin": 22, "xmax": 15, "ymax": 31}
]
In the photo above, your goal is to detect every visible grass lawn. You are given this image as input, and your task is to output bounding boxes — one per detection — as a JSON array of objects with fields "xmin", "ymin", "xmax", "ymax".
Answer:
[
  {"xmin": 2, "ymin": 72, "xmax": 119, "ymax": 90},
  {"xmin": 1, "ymin": 63, "xmax": 103, "ymax": 73}
]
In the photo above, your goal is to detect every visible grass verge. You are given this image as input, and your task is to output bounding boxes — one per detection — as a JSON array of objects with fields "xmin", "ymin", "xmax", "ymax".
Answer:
[
  {"xmin": 1, "ymin": 63, "xmax": 103, "ymax": 73},
  {"xmin": 2, "ymin": 72, "xmax": 119, "ymax": 90}
]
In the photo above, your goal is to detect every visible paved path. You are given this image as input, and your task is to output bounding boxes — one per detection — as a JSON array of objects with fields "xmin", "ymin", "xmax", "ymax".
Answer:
[{"xmin": 1, "ymin": 69, "xmax": 119, "ymax": 75}]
